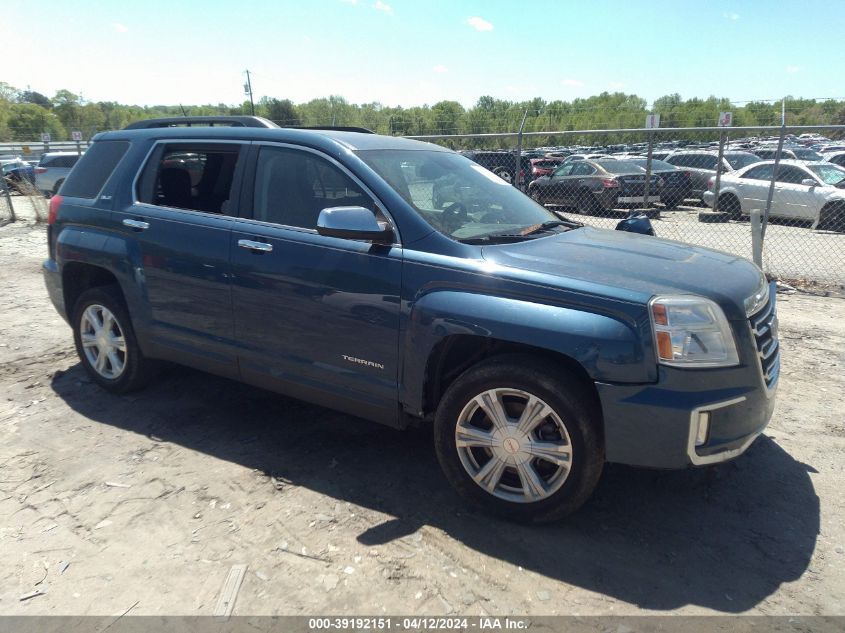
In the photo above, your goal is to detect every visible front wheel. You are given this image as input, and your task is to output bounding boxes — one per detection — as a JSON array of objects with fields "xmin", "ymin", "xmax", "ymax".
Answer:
[{"xmin": 433, "ymin": 355, "xmax": 604, "ymax": 523}]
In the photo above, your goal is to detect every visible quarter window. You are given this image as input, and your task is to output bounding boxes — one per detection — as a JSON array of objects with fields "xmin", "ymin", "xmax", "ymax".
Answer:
[{"xmin": 253, "ymin": 147, "xmax": 373, "ymax": 229}]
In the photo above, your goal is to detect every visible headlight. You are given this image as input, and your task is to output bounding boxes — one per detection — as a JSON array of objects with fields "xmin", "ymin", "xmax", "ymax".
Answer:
[
  {"xmin": 744, "ymin": 274, "xmax": 769, "ymax": 317},
  {"xmin": 649, "ymin": 296, "xmax": 739, "ymax": 368}
]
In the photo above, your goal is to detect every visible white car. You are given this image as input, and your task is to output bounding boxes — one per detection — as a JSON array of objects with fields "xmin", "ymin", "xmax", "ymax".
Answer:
[
  {"xmin": 703, "ymin": 159, "xmax": 845, "ymax": 230},
  {"xmin": 823, "ymin": 150, "xmax": 845, "ymax": 169}
]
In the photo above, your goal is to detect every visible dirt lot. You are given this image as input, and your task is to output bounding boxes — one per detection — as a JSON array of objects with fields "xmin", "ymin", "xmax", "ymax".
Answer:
[{"xmin": 1, "ymin": 215, "xmax": 844, "ymax": 617}]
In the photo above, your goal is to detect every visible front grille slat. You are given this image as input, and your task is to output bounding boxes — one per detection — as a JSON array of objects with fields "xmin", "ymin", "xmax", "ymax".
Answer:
[{"xmin": 749, "ymin": 292, "xmax": 779, "ymax": 390}]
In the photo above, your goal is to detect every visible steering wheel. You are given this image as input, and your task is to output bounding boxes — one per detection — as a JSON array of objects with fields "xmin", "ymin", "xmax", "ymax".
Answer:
[{"xmin": 440, "ymin": 201, "xmax": 468, "ymax": 232}]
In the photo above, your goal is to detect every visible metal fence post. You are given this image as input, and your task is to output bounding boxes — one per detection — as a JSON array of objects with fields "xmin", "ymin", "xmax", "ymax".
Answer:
[
  {"xmin": 514, "ymin": 108, "xmax": 528, "ymax": 189},
  {"xmin": 643, "ymin": 131, "xmax": 654, "ymax": 211},
  {"xmin": 762, "ymin": 125, "xmax": 787, "ymax": 240},
  {"xmin": 750, "ymin": 209, "xmax": 763, "ymax": 268},
  {"xmin": 0, "ymin": 178, "xmax": 15, "ymax": 223},
  {"xmin": 712, "ymin": 130, "xmax": 727, "ymax": 213}
]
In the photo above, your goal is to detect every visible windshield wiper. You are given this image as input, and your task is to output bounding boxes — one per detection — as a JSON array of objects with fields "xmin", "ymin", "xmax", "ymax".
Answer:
[{"xmin": 518, "ymin": 219, "xmax": 583, "ymax": 235}]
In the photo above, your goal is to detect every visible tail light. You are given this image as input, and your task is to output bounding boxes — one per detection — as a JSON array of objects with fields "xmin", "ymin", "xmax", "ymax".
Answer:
[
  {"xmin": 601, "ymin": 178, "xmax": 620, "ymax": 188},
  {"xmin": 35, "ymin": 167, "xmax": 48, "ymax": 174},
  {"xmin": 532, "ymin": 167, "xmax": 540, "ymax": 174},
  {"xmin": 48, "ymin": 194, "xmax": 63, "ymax": 225}
]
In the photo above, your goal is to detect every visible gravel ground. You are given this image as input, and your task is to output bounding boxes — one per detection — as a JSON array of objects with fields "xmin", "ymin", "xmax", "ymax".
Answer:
[{"xmin": 1, "ymin": 208, "xmax": 843, "ymax": 617}]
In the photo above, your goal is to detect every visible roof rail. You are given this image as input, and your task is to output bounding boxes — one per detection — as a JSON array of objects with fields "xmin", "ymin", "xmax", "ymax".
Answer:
[
  {"xmin": 292, "ymin": 126, "xmax": 375, "ymax": 134},
  {"xmin": 123, "ymin": 116, "xmax": 279, "ymax": 130}
]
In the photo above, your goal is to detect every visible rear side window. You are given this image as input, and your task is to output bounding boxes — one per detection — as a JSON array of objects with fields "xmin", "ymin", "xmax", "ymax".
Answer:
[
  {"xmin": 60, "ymin": 142, "xmax": 129, "ymax": 199},
  {"xmin": 137, "ymin": 143, "xmax": 243, "ymax": 214}
]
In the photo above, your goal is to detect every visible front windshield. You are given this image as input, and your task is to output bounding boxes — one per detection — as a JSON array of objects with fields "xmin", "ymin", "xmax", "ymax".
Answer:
[
  {"xmin": 726, "ymin": 153, "xmax": 761, "ymax": 170},
  {"xmin": 357, "ymin": 149, "xmax": 562, "ymax": 241},
  {"xmin": 808, "ymin": 163, "xmax": 845, "ymax": 185}
]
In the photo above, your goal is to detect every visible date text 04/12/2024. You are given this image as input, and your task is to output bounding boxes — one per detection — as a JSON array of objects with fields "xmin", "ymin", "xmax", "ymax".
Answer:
[{"xmin": 307, "ymin": 617, "xmax": 530, "ymax": 630}]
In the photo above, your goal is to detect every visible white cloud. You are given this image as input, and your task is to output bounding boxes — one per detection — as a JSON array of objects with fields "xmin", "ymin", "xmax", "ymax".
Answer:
[
  {"xmin": 722, "ymin": 12, "xmax": 740, "ymax": 20},
  {"xmin": 110, "ymin": 23, "xmax": 129, "ymax": 33},
  {"xmin": 466, "ymin": 16, "xmax": 493, "ymax": 32},
  {"xmin": 785, "ymin": 65, "xmax": 801, "ymax": 73},
  {"xmin": 561, "ymin": 78, "xmax": 584, "ymax": 87},
  {"xmin": 374, "ymin": 0, "xmax": 392, "ymax": 13},
  {"xmin": 432, "ymin": 65, "xmax": 448, "ymax": 74}
]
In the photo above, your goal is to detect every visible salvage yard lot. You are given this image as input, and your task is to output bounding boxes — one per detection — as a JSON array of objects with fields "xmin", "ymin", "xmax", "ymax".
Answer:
[{"xmin": 1, "ymin": 219, "xmax": 844, "ymax": 616}]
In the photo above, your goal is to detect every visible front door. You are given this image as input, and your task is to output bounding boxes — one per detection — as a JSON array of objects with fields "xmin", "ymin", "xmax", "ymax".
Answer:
[{"xmin": 230, "ymin": 144, "xmax": 402, "ymax": 425}]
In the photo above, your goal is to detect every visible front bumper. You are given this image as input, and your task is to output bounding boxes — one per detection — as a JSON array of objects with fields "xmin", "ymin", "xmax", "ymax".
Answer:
[{"xmin": 596, "ymin": 317, "xmax": 778, "ymax": 469}]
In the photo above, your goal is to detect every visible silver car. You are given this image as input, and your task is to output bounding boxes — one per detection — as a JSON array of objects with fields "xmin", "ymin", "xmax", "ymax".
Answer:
[
  {"xmin": 35, "ymin": 152, "xmax": 82, "ymax": 197},
  {"xmin": 703, "ymin": 159, "xmax": 845, "ymax": 230}
]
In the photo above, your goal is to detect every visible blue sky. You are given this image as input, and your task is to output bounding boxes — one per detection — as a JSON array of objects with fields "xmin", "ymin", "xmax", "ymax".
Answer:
[{"xmin": 4, "ymin": 0, "xmax": 842, "ymax": 108}]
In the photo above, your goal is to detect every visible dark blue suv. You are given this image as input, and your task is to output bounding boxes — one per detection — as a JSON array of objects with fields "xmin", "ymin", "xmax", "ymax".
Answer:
[{"xmin": 43, "ymin": 116, "xmax": 779, "ymax": 523}]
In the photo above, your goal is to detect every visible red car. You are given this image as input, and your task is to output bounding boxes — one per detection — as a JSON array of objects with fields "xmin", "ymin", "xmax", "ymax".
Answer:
[{"xmin": 528, "ymin": 157, "xmax": 565, "ymax": 183}]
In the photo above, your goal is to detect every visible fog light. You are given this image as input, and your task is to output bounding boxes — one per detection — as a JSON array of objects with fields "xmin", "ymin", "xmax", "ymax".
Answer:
[{"xmin": 695, "ymin": 411, "xmax": 711, "ymax": 447}]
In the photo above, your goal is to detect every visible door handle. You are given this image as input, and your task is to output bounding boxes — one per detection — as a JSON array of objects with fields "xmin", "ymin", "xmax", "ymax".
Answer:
[
  {"xmin": 238, "ymin": 239, "xmax": 273, "ymax": 253},
  {"xmin": 122, "ymin": 218, "xmax": 149, "ymax": 230}
]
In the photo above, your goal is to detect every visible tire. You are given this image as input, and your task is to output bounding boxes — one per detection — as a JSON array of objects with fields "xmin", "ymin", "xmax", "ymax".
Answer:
[
  {"xmin": 576, "ymin": 189, "xmax": 597, "ymax": 216},
  {"xmin": 719, "ymin": 194, "xmax": 742, "ymax": 220},
  {"xmin": 72, "ymin": 285, "xmax": 155, "ymax": 393},
  {"xmin": 817, "ymin": 203, "xmax": 845, "ymax": 232},
  {"xmin": 433, "ymin": 355, "xmax": 604, "ymax": 523},
  {"xmin": 492, "ymin": 167, "xmax": 513, "ymax": 184},
  {"xmin": 529, "ymin": 188, "xmax": 544, "ymax": 205},
  {"xmin": 662, "ymin": 196, "xmax": 681, "ymax": 210}
]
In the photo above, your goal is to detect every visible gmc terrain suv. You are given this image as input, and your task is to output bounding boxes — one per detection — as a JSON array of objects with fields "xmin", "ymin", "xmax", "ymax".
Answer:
[{"xmin": 44, "ymin": 116, "xmax": 779, "ymax": 523}]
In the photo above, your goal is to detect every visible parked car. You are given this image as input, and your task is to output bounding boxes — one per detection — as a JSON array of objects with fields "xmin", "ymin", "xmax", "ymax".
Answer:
[
  {"xmin": 616, "ymin": 157, "xmax": 693, "ymax": 209},
  {"xmin": 527, "ymin": 156, "xmax": 565, "ymax": 184},
  {"xmin": 44, "ymin": 116, "xmax": 779, "ymax": 523},
  {"xmin": 2, "ymin": 160, "xmax": 36, "ymax": 192},
  {"xmin": 664, "ymin": 150, "xmax": 761, "ymax": 201},
  {"xmin": 460, "ymin": 150, "xmax": 532, "ymax": 187},
  {"xmin": 34, "ymin": 151, "xmax": 82, "ymax": 197},
  {"xmin": 560, "ymin": 153, "xmax": 614, "ymax": 164},
  {"xmin": 702, "ymin": 159, "xmax": 845, "ymax": 230},
  {"xmin": 823, "ymin": 151, "xmax": 845, "ymax": 168},
  {"xmin": 751, "ymin": 147, "xmax": 824, "ymax": 162},
  {"xmin": 527, "ymin": 159, "xmax": 662, "ymax": 213}
]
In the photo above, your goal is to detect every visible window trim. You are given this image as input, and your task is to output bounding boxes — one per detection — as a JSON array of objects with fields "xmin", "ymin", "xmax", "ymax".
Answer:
[
  {"xmin": 131, "ymin": 139, "xmax": 249, "ymax": 218},
  {"xmin": 236, "ymin": 141, "xmax": 401, "ymax": 246}
]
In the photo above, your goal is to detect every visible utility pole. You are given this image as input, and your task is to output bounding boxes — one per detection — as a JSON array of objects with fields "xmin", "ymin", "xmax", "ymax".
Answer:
[
  {"xmin": 781, "ymin": 98, "xmax": 786, "ymax": 126},
  {"xmin": 244, "ymin": 70, "xmax": 255, "ymax": 116}
]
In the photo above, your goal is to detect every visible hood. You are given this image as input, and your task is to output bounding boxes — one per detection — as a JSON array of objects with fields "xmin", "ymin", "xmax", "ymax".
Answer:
[{"xmin": 481, "ymin": 226, "xmax": 763, "ymax": 320}]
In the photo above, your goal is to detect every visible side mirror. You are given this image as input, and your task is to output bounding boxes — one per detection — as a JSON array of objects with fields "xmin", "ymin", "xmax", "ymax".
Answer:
[
  {"xmin": 801, "ymin": 178, "xmax": 817, "ymax": 187},
  {"xmin": 317, "ymin": 206, "xmax": 394, "ymax": 243},
  {"xmin": 615, "ymin": 214, "xmax": 656, "ymax": 236}
]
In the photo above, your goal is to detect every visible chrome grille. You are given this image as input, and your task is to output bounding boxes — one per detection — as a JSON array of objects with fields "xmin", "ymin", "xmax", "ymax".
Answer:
[{"xmin": 749, "ymin": 294, "xmax": 780, "ymax": 389}]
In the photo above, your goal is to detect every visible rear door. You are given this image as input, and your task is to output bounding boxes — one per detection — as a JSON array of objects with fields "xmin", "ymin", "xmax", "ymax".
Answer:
[
  {"xmin": 735, "ymin": 163, "xmax": 775, "ymax": 214},
  {"xmin": 114, "ymin": 140, "xmax": 247, "ymax": 376},
  {"xmin": 229, "ymin": 143, "xmax": 403, "ymax": 425}
]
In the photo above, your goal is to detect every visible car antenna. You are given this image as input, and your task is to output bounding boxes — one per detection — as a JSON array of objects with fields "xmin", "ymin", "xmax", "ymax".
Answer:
[{"xmin": 179, "ymin": 104, "xmax": 188, "ymax": 117}]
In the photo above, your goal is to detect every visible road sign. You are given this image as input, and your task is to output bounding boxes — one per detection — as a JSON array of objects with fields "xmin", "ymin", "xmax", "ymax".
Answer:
[
  {"xmin": 718, "ymin": 112, "xmax": 733, "ymax": 127},
  {"xmin": 41, "ymin": 133, "xmax": 51, "ymax": 143},
  {"xmin": 645, "ymin": 114, "xmax": 660, "ymax": 129},
  {"xmin": 71, "ymin": 131, "xmax": 83, "ymax": 141}
]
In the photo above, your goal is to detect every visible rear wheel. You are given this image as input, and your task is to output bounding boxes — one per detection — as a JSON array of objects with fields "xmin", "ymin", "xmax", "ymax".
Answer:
[
  {"xmin": 433, "ymin": 355, "xmax": 604, "ymax": 523},
  {"xmin": 72, "ymin": 285, "xmax": 155, "ymax": 393},
  {"xmin": 719, "ymin": 193, "xmax": 742, "ymax": 220}
]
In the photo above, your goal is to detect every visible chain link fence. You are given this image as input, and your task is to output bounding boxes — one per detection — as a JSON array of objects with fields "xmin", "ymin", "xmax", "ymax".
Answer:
[{"xmin": 408, "ymin": 125, "xmax": 845, "ymax": 287}]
